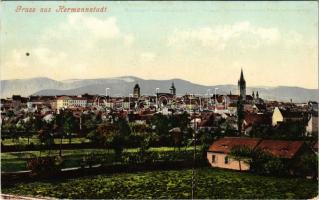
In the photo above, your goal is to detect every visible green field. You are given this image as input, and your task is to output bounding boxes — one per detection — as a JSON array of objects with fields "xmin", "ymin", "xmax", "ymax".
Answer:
[
  {"xmin": 2, "ymin": 168, "xmax": 317, "ymax": 199},
  {"xmin": 1, "ymin": 137, "xmax": 90, "ymax": 146},
  {"xmin": 1, "ymin": 146, "xmax": 195, "ymax": 172}
]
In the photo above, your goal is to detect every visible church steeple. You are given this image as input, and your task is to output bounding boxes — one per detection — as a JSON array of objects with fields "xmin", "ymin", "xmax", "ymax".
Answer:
[
  {"xmin": 133, "ymin": 83, "xmax": 140, "ymax": 98},
  {"xmin": 238, "ymin": 68, "xmax": 246, "ymax": 100},
  {"xmin": 239, "ymin": 68, "xmax": 245, "ymax": 83},
  {"xmin": 170, "ymin": 82, "xmax": 176, "ymax": 95}
]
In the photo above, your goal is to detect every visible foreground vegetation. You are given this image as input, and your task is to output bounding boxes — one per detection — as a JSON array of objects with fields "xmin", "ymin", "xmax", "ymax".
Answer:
[
  {"xmin": 1, "ymin": 146, "xmax": 197, "ymax": 172},
  {"xmin": 2, "ymin": 167, "xmax": 317, "ymax": 199}
]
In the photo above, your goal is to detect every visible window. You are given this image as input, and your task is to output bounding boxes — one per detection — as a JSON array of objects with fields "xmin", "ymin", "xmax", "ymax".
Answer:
[
  {"xmin": 212, "ymin": 155, "xmax": 216, "ymax": 163},
  {"xmin": 224, "ymin": 156, "xmax": 229, "ymax": 164}
]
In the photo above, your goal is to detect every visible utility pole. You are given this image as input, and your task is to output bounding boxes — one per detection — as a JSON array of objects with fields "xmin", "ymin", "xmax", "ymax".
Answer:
[
  {"xmin": 79, "ymin": 110, "xmax": 82, "ymax": 131},
  {"xmin": 192, "ymin": 113, "xmax": 196, "ymax": 199},
  {"xmin": 156, "ymin": 88, "xmax": 159, "ymax": 110},
  {"xmin": 207, "ymin": 89, "xmax": 212, "ymax": 108},
  {"xmin": 214, "ymin": 88, "xmax": 219, "ymax": 112},
  {"xmin": 129, "ymin": 94, "xmax": 133, "ymax": 113},
  {"xmin": 58, "ymin": 112, "xmax": 63, "ymax": 157}
]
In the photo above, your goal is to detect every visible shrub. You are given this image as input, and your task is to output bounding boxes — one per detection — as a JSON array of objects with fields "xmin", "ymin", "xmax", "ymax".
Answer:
[
  {"xmin": 249, "ymin": 148, "xmax": 287, "ymax": 176},
  {"xmin": 27, "ymin": 156, "xmax": 63, "ymax": 176}
]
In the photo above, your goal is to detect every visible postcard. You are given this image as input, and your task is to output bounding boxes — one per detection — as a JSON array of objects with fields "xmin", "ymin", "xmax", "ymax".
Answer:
[{"xmin": 1, "ymin": 1, "xmax": 318, "ymax": 199}]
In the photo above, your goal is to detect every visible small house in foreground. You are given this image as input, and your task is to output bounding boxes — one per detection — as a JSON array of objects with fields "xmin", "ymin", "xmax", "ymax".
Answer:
[
  {"xmin": 207, "ymin": 137, "xmax": 261, "ymax": 171},
  {"xmin": 207, "ymin": 137, "xmax": 315, "ymax": 176}
]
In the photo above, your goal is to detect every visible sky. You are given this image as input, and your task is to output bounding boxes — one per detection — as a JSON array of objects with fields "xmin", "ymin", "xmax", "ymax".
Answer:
[{"xmin": 1, "ymin": 1, "xmax": 318, "ymax": 89}]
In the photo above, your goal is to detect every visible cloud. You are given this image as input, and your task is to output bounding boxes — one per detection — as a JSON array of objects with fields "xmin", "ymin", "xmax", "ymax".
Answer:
[
  {"xmin": 2, "ymin": 14, "xmax": 138, "ymax": 80},
  {"xmin": 168, "ymin": 21, "xmax": 281, "ymax": 50},
  {"xmin": 68, "ymin": 14, "xmax": 120, "ymax": 39},
  {"xmin": 123, "ymin": 34, "xmax": 135, "ymax": 47},
  {"xmin": 140, "ymin": 52, "xmax": 156, "ymax": 62},
  {"xmin": 42, "ymin": 14, "xmax": 133, "ymax": 49},
  {"xmin": 33, "ymin": 47, "xmax": 67, "ymax": 67},
  {"xmin": 3, "ymin": 49, "xmax": 29, "ymax": 70}
]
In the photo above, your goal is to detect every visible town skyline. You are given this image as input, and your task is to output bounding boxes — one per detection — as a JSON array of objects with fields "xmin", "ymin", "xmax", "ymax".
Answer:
[
  {"xmin": 1, "ymin": 70, "xmax": 318, "ymax": 103},
  {"xmin": 1, "ymin": 1, "xmax": 318, "ymax": 89}
]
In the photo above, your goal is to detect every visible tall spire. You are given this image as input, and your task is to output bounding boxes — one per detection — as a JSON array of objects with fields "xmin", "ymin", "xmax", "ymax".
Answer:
[
  {"xmin": 240, "ymin": 68, "xmax": 245, "ymax": 82},
  {"xmin": 238, "ymin": 68, "xmax": 246, "ymax": 101}
]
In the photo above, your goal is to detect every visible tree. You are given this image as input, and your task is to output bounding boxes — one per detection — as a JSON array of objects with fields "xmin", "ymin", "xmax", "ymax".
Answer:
[
  {"xmin": 117, "ymin": 118, "xmax": 131, "ymax": 138},
  {"xmin": 274, "ymin": 121, "xmax": 306, "ymax": 139},
  {"xmin": 229, "ymin": 145, "xmax": 252, "ymax": 171},
  {"xmin": 170, "ymin": 128, "xmax": 183, "ymax": 151},
  {"xmin": 95, "ymin": 121, "xmax": 117, "ymax": 152},
  {"xmin": 199, "ymin": 130, "xmax": 214, "ymax": 159},
  {"xmin": 24, "ymin": 113, "xmax": 37, "ymax": 144},
  {"xmin": 249, "ymin": 148, "xmax": 286, "ymax": 176},
  {"xmin": 249, "ymin": 123, "xmax": 272, "ymax": 138},
  {"xmin": 2, "ymin": 121, "xmax": 16, "ymax": 132},
  {"xmin": 6, "ymin": 110, "xmax": 15, "ymax": 118},
  {"xmin": 151, "ymin": 113, "xmax": 170, "ymax": 145},
  {"xmin": 169, "ymin": 112, "xmax": 191, "ymax": 150},
  {"xmin": 59, "ymin": 110, "xmax": 77, "ymax": 144},
  {"xmin": 87, "ymin": 130, "xmax": 104, "ymax": 145},
  {"xmin": 38, "ymin": 129, "xmax": 54, "ymax": 156},
  {"xmin": 295, "ymin": 154, "xmax": 318, "ymax": 178},
  {"xmin": 34, "ymin": 114, "xmax": 44, "ymax": 131},
  {"xmin": 93, "ymin": 118, "xmax": 131, "ymax": 158},
  {"xmin": 82, "ymin": 112, "xmax": 100, "ymax": 135},
  {"xmin": 2, "ymin": 121, "xmax": 17, "ymax": 144},
  {"xmin": 135, "ymin": 131, "xmax": 154, "ymax": 163},
  {"xmin": 131, "ymin": 123, "xmax": 150, "ymax": 134},
  {"xmin": 112, "ymin": 118, "xmax": 131, "ymax": 157},
  {"xmin": 170, "ymin": 112, "xmax": 190, "ymax": 132}
]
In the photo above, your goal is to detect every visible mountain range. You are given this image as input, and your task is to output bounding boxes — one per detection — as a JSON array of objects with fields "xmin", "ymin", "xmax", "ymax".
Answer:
[{"xmin": 1, "ymin": 76, "xmax": 318, "ymax": 103}]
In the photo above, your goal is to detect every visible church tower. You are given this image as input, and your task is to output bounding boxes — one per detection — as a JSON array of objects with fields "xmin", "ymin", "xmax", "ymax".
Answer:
[
  {"xmin": 133, "ymin": 84, "xmax": 140, "ymax": 98},
  {"xmin": 170, "ymin": 82, "xmax": 176, "ymax": 95},
  {"xmin": 238, "ymin": 69, "xmax": 246, "ymax": 100}
]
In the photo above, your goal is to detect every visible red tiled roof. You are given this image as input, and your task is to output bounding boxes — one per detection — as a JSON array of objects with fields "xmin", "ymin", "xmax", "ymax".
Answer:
[
  {"xmin": 244, "ymin": 113, "xmax": 271, "ymax": 126},
  {"xmin": 208, "ymin": 137, "xmax": 262, "ymax": 154},
  {"xmin": 227, "ymin": 95, "xmax": 239, "ymax": 100},
  {"xmin": 256, "ymin": 140, "xmax": 304, "ymax": 159}
]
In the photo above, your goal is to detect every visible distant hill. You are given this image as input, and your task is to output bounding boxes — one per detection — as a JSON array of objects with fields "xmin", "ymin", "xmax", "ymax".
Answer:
[{"xmin": 1, "ymin": 76, "xmax": 318, "ymax": 103}]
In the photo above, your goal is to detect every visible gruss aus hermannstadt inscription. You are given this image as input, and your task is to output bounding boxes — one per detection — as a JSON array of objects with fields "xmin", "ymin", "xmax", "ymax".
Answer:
[{"xmin": 15, "ymin": 5, "xmax": 107, "ymax": 13}]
